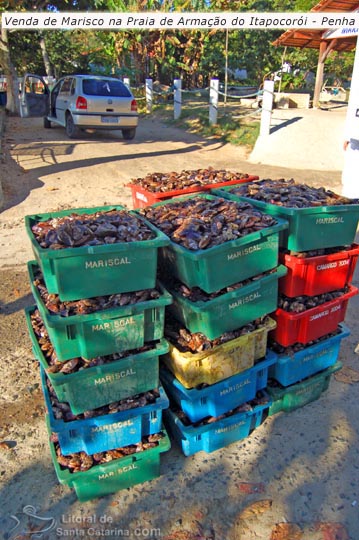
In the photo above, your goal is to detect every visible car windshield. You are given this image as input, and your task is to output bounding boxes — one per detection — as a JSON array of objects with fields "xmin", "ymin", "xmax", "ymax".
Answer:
[{"xmin": 82, "ymin": 78, "xmax": 131, "ymax": 97}]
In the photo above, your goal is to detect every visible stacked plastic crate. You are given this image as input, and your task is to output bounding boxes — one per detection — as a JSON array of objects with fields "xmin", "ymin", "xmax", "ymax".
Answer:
[
  {"xmin": 212, "ymin": 179, "xmax": 359, "ymax": 416},
  {"xmin": 23, "ymin": 205, "xmax": 173, "ymax": 501},
  {"xmin": 126, "ymin": 167, "xmax": 259, "ymax": 210},
  {"xmin": 137, "ymin": 193, "xmax": 289, "ymax": 456}
]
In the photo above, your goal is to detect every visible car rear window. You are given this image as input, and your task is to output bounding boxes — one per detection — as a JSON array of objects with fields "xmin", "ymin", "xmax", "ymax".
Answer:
[{"xmin": 82, "ymin": 79, "xmax": 132, "ymax": 97}]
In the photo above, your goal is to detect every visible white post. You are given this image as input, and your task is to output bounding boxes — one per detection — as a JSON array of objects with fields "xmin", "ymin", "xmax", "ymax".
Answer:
[
  {"xmin": 224, "ymin": 29, "xmax": 229, "ymax": 105},
  {"xmin": 259, "ymin": 80, "xmax": 275, "ymax": 136},
  {"xmin": 174, "ymin": 78, "xmax": 182, "ymax": 120},
  {"xmin": 123, "ymin": 77, "xmax": 130, "ymax": 89},
  {"xmin": 209, "ymin": 78, "xmax": 219, "ymax": 125},
  {"xmin": 145, "ymin": 78, "xmax": 153, "ymax": 113},
  {"xmin": 341, "ymin": 37, "xmax": 359, "ymax": 198}
]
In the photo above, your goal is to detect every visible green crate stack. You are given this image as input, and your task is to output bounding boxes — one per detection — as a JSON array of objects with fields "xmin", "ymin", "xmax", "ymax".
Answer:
[
  {"xmin": 24, "ymin": 206, "xmax": 173, "ymax": 500},
  {"xmin": 211, "ymin": 179, "xmax": 359, "ymax": 415},
  {"xmin": 136, "ymin": 194, "xmax": 290, "ymax": 454}
]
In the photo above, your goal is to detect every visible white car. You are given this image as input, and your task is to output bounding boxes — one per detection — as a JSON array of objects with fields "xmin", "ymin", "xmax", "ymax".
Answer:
[{"xmin": 20, "ymin": 73, "xmax": 139, "ymax": 139}]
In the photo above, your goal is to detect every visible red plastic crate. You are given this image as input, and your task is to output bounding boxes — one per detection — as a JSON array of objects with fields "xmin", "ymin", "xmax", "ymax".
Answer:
[
  {"xmin": 200, "ymin": 175, "xmax": 259, "ymax": 190},
  {"xmin": 270, "ymin": 285, "xmax": 358, "ymax": 347},
  {"xmin": 127, "ymin": 176, "xmax": 259, "ymax": 209},
  {"xmin": 279, "ymin": 244, "xmax": 359, "ymax": 297},
  {"xmin": 127, "ymin": 184, "xmax": 203, "ymax": 209}
]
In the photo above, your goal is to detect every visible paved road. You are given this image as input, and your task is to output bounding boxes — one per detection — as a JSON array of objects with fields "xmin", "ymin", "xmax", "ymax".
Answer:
[{"xmin": 250, "ymin": 105, "xmax": 347, "ymax": 173}]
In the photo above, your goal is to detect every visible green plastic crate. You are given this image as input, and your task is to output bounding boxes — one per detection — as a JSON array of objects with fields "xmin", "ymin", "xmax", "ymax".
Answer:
[
  {"xmin": 25, "ymin": 205, "xmax": 170, "ymax": 301},
  {"xmin": 138, "ymin": 194, "xmax": 288, "ymax": 293},
  {"xmin": 25, "ymin": 306, "xmax": 168, "ymax": 414},
  {"xmin": 267, "ymin": 362, "xmax": 342, "ymax": 416},
  {"xmin": 167, "ymin": 265, "xmax": 287, "ymax": 340},
  {"xmin": 28, "ymin": 261, "xmax": 172, "ymax": 361},
  {"xmin": 48, "ymin": 428, "xmax": 171, "ymax": 501},
  {"xmin": 212, "ymin": 185, "xmax": 359, "ymax": 251}
]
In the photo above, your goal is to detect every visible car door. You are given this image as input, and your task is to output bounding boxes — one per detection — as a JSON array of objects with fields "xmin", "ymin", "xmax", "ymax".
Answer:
[
  {"xmin": 20, "ymin": 74, "xmax": 49, "ymax": 118},
  {"xmin": 48, "ymin": 78, "xmax": 63, "ymax": 120},
  {"xmin": 54, "ymin": 77, "xmax": 74, "ymax": 125}
]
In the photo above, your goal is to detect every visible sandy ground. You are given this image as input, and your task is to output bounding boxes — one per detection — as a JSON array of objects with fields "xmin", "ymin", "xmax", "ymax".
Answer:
[{"xmin": 0, "ymin": 113, "xmax": 358, "ymax": 540}]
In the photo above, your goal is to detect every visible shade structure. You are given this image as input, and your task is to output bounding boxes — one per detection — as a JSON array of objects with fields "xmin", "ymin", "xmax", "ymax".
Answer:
[
  {"xmin": 273, "ymin": 0, "xmax": 358, "ymax": 52},
  {"xmin": 272, "ymin": 0, "xmax": 359, "ymax": 106}
]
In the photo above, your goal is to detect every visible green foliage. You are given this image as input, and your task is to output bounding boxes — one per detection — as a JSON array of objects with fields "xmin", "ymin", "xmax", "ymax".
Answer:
[
  {"xmin": 325, "ymin": 51, "xmax": 355, "ymax": 84},
  {"xmin": 6, "ymin": 29, "xmax": 92, "ymax": 76},
  {"xmin": 153, "ymin": 100, "xmax": 260, "ymax": 148},
  {"xmin": 8, "ymin": 32, "xmax": 44, "ymax": 75},
  {"xmin": 294, "ymin": 0, "xmax": 315, "ymax": 10},
  {"xmin": 278, "ymin": 71, "xmax": 308, "ymax": 90},
  {"xmin": 179, "ymin": 107, "xmax": 260, "ymax": 147},
  {"xmin": 1, "ymin": 0, "xmax": 355, "ymax": 99}
]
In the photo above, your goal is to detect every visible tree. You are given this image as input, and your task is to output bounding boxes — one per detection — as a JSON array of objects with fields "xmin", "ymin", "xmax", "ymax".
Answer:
[
  {"xmin": 0, "ymin": 23, "xmax": 20, "ymax": 114},
  {"xmin": 1, "ymin": 0, "xmax": 354, "ymax": 114},
  {"xmin": 0, "ymin": 0, "xmax": 96, "ymax": 113},
  {"xmin": 0, "ymin": 0, "xmax": 54, "ymax": 113},
  {"xmin": 39, "ymin": 31, "xmax": 54, "ymax": 76}
]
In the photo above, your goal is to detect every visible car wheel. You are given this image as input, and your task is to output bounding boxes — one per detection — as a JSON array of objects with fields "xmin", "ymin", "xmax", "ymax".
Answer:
[
  {"xmin": 43, "ymin": 117, "xmax": 51, "ymax": 129},
  {"xmin": 65, "ymin": 113, "xmax": 80, "ymax": 139},
  {"xmin": 122, "ymin": 128, "xmax": 136, "ymax": 140}
]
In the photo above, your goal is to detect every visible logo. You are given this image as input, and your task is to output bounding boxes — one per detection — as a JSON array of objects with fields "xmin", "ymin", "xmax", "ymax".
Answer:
[{"xmin": 5, "ymin": 505, "xmax": 56, "ymax": 540}]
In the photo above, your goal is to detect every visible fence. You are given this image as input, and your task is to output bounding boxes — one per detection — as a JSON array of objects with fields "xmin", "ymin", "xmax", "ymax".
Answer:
[
  {"xmin": 127, "ymin": 77, "xmax": 266, "ymax": 129},
  {"xmin": 0, "ymin": 75, "xmax": 274, "ymax": 136}
]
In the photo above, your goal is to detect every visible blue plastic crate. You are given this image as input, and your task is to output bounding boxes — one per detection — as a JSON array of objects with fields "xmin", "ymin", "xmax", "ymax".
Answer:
[
  {"xmin": 269, "ymin": 324, "xmax": 350, "ymax": 387},
  {"xmin": 41, "ymin": 368, "xmax": 169, "ymax": 455},
  {"xmin": 163, "ymin": 395, "xmax": 271, "ymax": 456},
  {"xmin": 160, "ymin": 350, "xmax": 276, "ymax": 423}
]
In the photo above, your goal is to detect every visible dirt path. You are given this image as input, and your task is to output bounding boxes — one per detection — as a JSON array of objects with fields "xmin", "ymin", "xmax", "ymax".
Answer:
[
  {"xmin": 0, "ymin": 115, "xmax": 358, "ymax": 540},
  {"xmin": 0, "ymin": 114, "xmax": 342, "ymax": 268}
]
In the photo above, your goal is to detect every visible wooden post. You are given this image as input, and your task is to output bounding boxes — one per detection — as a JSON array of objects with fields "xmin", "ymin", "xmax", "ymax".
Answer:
[
  {"xmin": 313, "ymin": 40, "xmax": 336, "ymax": 108},
  {"xmin": 313, "ymin": 42, "xmax": 327, "ymax": 109},
  {"xmin": 145, "ymin": 78, "xmax": 153, "ymax": 113},
  {"xmin": 174, "ymin": 78, "xmax": 182, "ymax": 120},
  {"xmin": 259, "ymin": 80, "xmax": 274, "ymax": 136},
  {"xmin": 209, "ymin": 78, "xmax": 219, "ymax": 125}
]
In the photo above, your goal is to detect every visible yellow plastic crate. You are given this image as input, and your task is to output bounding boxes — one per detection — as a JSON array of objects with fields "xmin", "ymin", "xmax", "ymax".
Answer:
[{"xmin": 162, "ymin": 317, "xmax": 276, "ymax": 389}]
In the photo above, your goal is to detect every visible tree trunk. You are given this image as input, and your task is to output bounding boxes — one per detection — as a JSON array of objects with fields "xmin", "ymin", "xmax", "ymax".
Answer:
[
  {"xmin": 39, "ymin": 33, "xmax": 54, "ymax": 77},
  {"xmin": 0, "ymin": 26, "xmax": 20, "ymax": 115}
]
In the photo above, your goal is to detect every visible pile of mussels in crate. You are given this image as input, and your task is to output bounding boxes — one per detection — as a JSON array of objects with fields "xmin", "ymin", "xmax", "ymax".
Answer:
[{"xmin": 23, "ymin": 173, "xmax": 359, "ymax": 498}]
